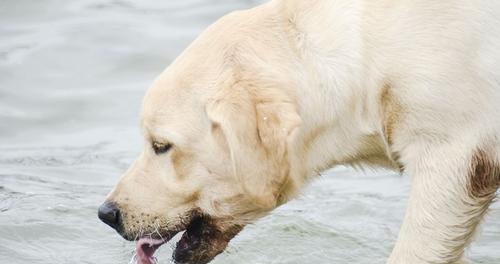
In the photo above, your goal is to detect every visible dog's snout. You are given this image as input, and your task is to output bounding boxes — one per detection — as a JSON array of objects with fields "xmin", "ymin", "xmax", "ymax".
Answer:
[{"xmin": 98, "ymin": 202, "xmax": 122, "ymax": 231}]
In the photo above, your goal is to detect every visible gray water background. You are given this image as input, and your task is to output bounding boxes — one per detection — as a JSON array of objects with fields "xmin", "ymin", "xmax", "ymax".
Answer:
[{"xmin": 0, "ymin": 0, "xmax": 498, "ymax": 263}]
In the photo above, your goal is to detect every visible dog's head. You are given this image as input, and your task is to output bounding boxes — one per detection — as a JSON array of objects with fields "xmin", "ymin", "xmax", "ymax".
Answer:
[{"xmin": 98, "ymin": 9, "xmax": 302, "ymax": 264}]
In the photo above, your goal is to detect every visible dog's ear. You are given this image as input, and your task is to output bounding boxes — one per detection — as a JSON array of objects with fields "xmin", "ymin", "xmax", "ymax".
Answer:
[{"xmin": 206, "ymin": 83, "xmax": 301, "ymax": 210}]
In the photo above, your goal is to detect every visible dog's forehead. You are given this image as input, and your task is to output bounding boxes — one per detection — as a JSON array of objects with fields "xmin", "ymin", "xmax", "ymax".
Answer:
[
  {"xmin": 139, "ymin": 15, "xmax": 238, "ymax": 143},
  {"xmin": 140, "ymin": 79, "xmax": 208, "ymax": 143}
]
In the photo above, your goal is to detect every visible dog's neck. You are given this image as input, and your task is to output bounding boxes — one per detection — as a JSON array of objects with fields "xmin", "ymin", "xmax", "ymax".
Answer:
[{"xmin": 267, "ymin": 0, "xmax": 400, "ymax": 198}]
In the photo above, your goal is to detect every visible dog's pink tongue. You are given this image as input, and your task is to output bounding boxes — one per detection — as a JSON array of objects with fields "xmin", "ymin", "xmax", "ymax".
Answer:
[{"xmin": 136, "ymin": 238, "xmax": 164, "ymax": 264}]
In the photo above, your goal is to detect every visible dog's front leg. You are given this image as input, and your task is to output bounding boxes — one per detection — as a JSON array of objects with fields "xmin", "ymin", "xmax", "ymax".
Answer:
[{"xmin": 387, "ymin": 141, "xmax": 498, "ymax": 264}]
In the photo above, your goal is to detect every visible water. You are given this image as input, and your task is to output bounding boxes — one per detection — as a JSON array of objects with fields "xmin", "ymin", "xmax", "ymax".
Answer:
[{"xmin": 0, "ymin": 1, "xmax": 498, "ymax": 263}]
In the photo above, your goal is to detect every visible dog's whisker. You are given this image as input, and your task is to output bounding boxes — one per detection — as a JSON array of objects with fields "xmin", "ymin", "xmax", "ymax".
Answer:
[{"xmin": 154, "ymin": 220, "xmax": 165, "ymax": 241}]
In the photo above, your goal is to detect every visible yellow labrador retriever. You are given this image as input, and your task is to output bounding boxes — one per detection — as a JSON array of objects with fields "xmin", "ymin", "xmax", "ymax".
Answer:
[{"xmin": 98, "ymin": 0, "xmax": 500, "ymax": 263}]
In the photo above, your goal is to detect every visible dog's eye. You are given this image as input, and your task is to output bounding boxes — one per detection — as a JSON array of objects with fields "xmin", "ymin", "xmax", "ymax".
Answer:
[{"xmin": 152, "ymin": 141, "xmax": 172, "ymax": 155}]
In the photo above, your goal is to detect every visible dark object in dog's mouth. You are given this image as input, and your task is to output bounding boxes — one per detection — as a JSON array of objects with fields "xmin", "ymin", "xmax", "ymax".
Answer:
[{"xmin": 135, "ymin": 215, "xmax": 239, "ymax": 264}]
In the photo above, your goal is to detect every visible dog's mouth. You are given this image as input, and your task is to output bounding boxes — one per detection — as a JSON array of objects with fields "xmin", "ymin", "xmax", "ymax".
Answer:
[
  {"xmin": 135, "ymin": 215, "xmax": 242, "ymax": 264},
  {"xmin": 136, "ymin": 237, "xmax": 167, "ymax": 264}
]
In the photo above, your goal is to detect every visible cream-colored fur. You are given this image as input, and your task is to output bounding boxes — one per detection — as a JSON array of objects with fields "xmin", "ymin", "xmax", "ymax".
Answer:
[{"xmin": 104, "ymin": 0, "xmax": 500, "ymax": 263}]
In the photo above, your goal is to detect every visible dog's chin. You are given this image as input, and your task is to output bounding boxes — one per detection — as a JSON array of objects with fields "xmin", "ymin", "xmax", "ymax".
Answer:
[
  {"xmin": 173, "ymin": 216, "xmax": 242, "ymax": 264},
  {"xmin": 131, "ymin": 214, "xmax": 242, "ymax": 264}
]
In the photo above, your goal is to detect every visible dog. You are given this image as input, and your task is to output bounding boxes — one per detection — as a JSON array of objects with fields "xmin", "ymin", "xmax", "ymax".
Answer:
[{"xmin": 98, "ymin": 0, "xmax": 500, "ymax": 263}]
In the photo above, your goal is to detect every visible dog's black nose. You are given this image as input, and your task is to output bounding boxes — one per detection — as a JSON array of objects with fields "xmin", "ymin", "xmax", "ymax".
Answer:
[{"xmin": 98, "ymin": 202, "xmax": 122, "ymax": 230}]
